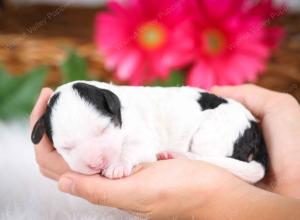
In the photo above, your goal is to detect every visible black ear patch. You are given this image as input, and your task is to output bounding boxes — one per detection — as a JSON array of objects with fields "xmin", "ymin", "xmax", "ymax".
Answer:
[
  {"xmin": 198, "ymin": 92, "xmax": 228, "ymax": 111},
  {"xmin": 231, "ymin": 121, "xmax": 269, "ymax": 171},
  {"xmin": 73, "ymin": 82, "xmax": 122, "ymax": 127},
  {"xmin": 31, "ymin": 92, "xmax": 60, "ymax": 144},
  {"xmin": 31, "ymin": 115, "xmax": 46, "ymax": 144}
]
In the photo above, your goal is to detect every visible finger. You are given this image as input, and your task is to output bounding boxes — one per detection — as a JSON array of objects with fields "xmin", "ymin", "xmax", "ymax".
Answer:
[
  {"xmin": 211, "ymin": 84, "xmax": 280, "ymax": 118},
  {"xmin": 36, "ymin": 150, "xmax": 71, "ymax": 176},
  {"xmin": 34, "ymin": 132, "xmax": 56, "ymax": 156},
  {"xmin": 34, "ymin": 135, "xmax": 70, "ymax": 179},
  {"xmin": 58, "ymin": 172, "xmax": 137, "ymax": 210},
  {"xmin": 30, "ymin": 88, "xmax": 55, "ymax": 153},
  {"xmin": 39, "ymin": 167, "xmax": 60, "ymax": 181},
  {"xmin": 30, "ymin": 87, "xmax": 53, "ymax": 128}
]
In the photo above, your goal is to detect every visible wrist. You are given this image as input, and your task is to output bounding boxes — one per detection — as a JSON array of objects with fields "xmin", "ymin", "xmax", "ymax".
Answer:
[
  {"xmin": 151, "ymin": 162, "xmax": 247, "ymax": 220},
  {"xmin": 195, "ymin": 178, "xmax": 250, "ymax": 220},
  {"xmin": 178, "ymin": 166, "xmax": 249, "ymax": 219}
]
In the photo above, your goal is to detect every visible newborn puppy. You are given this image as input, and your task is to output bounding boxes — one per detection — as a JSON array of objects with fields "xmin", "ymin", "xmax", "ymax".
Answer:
[{"xmin": 31, "ymin": 81, "xmax": 268, "ymax": 183}]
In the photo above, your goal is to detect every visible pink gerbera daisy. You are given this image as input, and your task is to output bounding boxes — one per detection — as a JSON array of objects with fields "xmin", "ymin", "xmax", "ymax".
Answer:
[
  {"xmin": 186, "ymin": 0, "xmax": 284, "ymax": 89},
  {"xmin": 95, "ymin": 0, "xmax": 194, "ymax": 85}
]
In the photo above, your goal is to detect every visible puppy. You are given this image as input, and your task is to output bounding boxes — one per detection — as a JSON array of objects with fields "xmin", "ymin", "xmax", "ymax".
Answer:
[{"xmin": 31, "ymin": 81, "xmax": 268, "ymax": 183}]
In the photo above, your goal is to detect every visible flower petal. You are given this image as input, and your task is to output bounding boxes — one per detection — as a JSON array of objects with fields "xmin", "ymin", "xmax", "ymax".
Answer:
[
  {"xmin": 187, "ymin": 61, "xmax": 215, "ymax": 89},
  {"xmin": 116, "ymin": 50, "xmax": 142, "ymax": 81}
]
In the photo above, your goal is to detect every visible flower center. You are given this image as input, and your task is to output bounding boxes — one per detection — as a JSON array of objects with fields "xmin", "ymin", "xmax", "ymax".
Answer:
[
  {"xmin": 137, "ymin": 23, "xmax": 167, "ymax": 50},
  {"xmin": 202, "ymin": 29, "xmax": 226, "ymax": 55}
]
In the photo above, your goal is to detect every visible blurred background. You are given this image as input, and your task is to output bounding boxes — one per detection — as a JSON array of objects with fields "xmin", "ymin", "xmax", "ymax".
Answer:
[
  {"xmin": 0, "ymin": 1, "xmax": 299, "ymax": 219},
  {"xmin": 0, "ymin": 0, "xmax": 300, "ymax": 120}
]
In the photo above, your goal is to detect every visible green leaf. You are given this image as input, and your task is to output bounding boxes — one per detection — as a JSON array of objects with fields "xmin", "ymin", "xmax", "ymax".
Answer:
[
  {"xmin": 60, "ymin": 49, "xmax": 88, "ymax": 82},
  {"xmin": 0, "ymin": 67, "xmax": 24, "ymax": 101},
  {"xmin": 0, "ymin": 67, "xmax": 47, "ymax": 120},
  {"xmin": 151, "ymin": 71, "xmax": 185, "ymax": 87}
]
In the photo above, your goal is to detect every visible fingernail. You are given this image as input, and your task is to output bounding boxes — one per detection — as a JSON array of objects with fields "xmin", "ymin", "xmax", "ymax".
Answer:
[{"xmin": 59, "ymin": 177, "xmax": 74, "ymax": 193}]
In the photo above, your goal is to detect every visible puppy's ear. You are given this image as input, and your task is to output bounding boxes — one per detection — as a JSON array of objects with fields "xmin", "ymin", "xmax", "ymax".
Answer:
[
  {"xmin": 31, "ymin": 115, "xmax": 45, "ymax": 144},
  {"xmin": 101, "ymin": 89, "xmax": 121, "ymax": 116},
  {"xmin": 73, "ymin": 82, "xmax": 122, "ymax": 126}
]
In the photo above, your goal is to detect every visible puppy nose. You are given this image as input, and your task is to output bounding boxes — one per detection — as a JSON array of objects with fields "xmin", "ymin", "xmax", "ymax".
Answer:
[
  {"xmin": 87, "ymin": 160, "xmax": 106, "ymax": 171},
  {"xmin": 87, "ymin": 164, "xmax": 102, "ymax": 171}
]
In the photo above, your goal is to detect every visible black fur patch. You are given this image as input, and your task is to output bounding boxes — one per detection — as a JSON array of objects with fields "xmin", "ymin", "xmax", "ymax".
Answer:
[
  {"xmin": 231, "ymin": 121, "xmax": 269, "ymax": 171},
  {"xmin": 31, "ymin": 116, "xmax": 46, "ymax": 144},
  {"xmin": 31, "ymin": 92, "xmax": 60, "ymax": 144},
  {"xmin": 198, "ymin": 92, "xmax": 228, "ymax": 111},
  {"xmin": 44, "ymin": 92, "xmax": 60, "ymax": 143},
  {"xmin": 73, "ymin": 83, "xmax": 122, "ymax": 127}
]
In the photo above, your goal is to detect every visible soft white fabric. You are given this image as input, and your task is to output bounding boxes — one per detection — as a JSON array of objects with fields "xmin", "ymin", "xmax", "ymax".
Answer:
[{"xmin": 0, "ymin": 121, "xmax": 139, "ymax": 220}]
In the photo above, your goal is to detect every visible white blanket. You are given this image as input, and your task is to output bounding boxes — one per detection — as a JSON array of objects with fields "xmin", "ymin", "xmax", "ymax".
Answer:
[{"xmin": 0, "ymin": 121, "xmax": 139, "ymax": 220}]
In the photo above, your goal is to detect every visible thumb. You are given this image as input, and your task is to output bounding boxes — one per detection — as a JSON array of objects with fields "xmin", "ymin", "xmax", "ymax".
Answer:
[{"xmin": 58, "ymin": 172, "xmax": 134, "ymax": 208}]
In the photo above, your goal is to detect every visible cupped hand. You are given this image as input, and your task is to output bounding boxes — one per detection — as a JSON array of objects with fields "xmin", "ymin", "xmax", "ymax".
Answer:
[
  {"xmin": 212, "ymin": 84, "xmax": 300, "ymax": 197},
  {"xmin": 58, "ymin": 159, "xmax": 246, "ymax": 219}
]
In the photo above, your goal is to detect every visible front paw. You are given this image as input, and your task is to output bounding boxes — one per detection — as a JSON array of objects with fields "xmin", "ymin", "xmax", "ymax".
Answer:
[
  {"xmin": 102, "ymin": 162, "xmax": 133, "ymax": 179},
  {"xmin": 156, "ymin": 151, "xmax": 187, "ymax": 160},
  {"xmin": 157, "ymin": 151, "xmax": 176, "ymax": 160}
]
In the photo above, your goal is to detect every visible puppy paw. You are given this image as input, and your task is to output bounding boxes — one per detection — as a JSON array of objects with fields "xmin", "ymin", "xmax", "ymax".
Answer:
[
  {"xmin": 102, "ymin": 162, "xmax": 133, "ymax": 179},
  {"xmin": 157, "ymin": 151, "xmax": 175, "ymax": 160},
  {"xmin": 156, "ymin": 151, "xmax": 186, "ymax": 160}
]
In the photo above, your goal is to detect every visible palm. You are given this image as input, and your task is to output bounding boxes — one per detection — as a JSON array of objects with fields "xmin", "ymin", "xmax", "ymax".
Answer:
[{"xmin": 91, "ymin": 159, "xmax": 243, "ymax": 218}]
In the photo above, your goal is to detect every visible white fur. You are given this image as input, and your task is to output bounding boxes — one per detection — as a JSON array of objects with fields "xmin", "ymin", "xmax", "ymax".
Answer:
[
  {"xmin": 0, "ymin": 121, "xmax": 140, "ymax": 220},
  {"xmin": 50, "ymin": 81, "xmax": 264, "ymax": 182}
]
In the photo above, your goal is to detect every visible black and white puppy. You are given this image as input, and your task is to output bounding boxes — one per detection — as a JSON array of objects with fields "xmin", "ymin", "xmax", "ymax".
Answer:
[{"xmin": 31, "ymin": 81, "xmax": 268, "ymax": 182}]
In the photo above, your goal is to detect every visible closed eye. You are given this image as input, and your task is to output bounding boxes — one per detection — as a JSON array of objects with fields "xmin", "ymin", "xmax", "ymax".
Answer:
[{"xmin": 61, "ymin": 146, "xmax": 73, "ymax": 151}]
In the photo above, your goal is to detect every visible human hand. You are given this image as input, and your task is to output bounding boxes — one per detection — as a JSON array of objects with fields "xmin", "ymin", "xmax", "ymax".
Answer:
[
  {"xmin": 30, "ymin": 88, "xmax": 71, "ymax": 180},
  {"xmin": 30, "ymin": 84, "xmax": 300, "ymax": 219},
  {"xmin": 212, "ymin": 84, "xmax": 300, "ymax": 198},
  {"xmin": 58, "ymin": 159, "xmax": 248, "ymax": 219}
]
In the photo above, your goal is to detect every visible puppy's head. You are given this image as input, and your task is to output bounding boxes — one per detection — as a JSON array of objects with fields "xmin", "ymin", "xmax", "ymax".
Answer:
[{"xmin": 31, "ymin": 82, "xmax": 123, "ymax": 175}]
